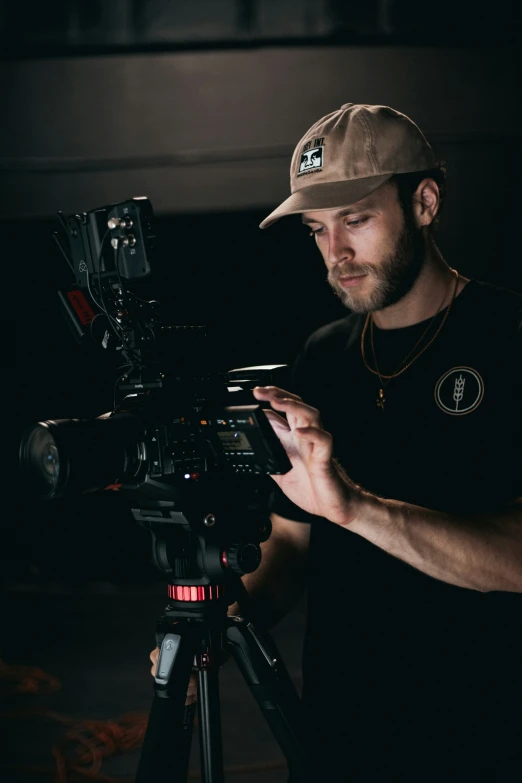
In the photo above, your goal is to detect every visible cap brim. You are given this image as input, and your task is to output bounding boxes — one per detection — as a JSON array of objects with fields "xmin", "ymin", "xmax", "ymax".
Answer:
[{"xmin": 259, "ymin": 173, "xmax": 393, "ymax": 229}]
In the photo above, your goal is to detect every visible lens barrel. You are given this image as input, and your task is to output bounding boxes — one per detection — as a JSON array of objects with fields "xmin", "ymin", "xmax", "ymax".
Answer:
[
  {"xmin": 19, "ymin": 414, "xmax": 145, "ymax": 498},
  {"xmin": 20, "ymin": 423, "xmax": 63, "ymax": 498}
]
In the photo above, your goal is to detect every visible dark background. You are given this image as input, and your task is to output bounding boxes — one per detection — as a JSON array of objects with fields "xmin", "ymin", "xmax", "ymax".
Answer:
[
  {"xmin": 3, "ymin": 0, "xmax": 522, "ymax": 588},
  {"xmin": 1, "ymin": 4, "xmax": 522, "ymax": 781}
]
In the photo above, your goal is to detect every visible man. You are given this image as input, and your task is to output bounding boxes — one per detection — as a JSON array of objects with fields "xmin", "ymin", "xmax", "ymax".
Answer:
[{"xmin": 153, "ymin": 104, "xmax": 522, "ymax": 781}]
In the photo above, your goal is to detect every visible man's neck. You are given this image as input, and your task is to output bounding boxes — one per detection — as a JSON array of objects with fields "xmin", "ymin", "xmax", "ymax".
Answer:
[{"xmin": 371, "ymin": 247, "xmax": 470, "ymax": 330}]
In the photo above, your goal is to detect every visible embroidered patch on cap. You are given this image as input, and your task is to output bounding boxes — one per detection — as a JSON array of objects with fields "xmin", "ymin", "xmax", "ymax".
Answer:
[
  {"xmin": 434, "ymin": 367, "xmax": 484, "ymax": 415},
  {"xmin": 297, "ymin": 137, "xmax": 325, "ymax": 177}
]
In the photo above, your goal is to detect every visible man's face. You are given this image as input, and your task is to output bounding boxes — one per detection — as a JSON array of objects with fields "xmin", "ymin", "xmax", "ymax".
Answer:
[{"xmin": 302, "ymin": 182, "xmax": 425, "ymax": 315}]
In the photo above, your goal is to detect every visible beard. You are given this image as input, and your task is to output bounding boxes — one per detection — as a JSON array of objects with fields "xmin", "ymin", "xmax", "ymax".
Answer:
[{"xmin": 326, "ymin": 212, "xmax": 425, "ymax": 315}]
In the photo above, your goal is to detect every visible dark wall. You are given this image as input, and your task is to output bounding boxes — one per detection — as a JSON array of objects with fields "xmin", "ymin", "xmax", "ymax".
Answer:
[{"xmin": 2, "ymin": 45, "xmax": 521, "ymax": 219}]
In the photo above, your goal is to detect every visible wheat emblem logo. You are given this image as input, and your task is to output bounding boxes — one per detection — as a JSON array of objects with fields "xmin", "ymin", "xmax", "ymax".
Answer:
[
  {"xmin": 435, "ymin": 367, "xmax": 484, "ymax": 415},
  {"xmin": 453, "ymin": 375, "xmax": 465, "ymax": 410}
]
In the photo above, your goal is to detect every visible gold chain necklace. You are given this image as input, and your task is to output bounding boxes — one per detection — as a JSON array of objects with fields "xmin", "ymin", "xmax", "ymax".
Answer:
[{"xmin": 361, "ymin": 268, "xmax": 459, "ymax": 410}]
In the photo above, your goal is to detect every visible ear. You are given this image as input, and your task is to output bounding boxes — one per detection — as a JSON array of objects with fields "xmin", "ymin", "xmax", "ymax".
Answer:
[{"xmin": 412, "ymin": 178, "xmax": 440, "ymax": 229}]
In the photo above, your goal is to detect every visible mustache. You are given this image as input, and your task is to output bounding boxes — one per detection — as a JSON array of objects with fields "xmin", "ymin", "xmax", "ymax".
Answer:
[{"xmin": 329, "ymin": 264, "xmax": 374, "ymax": 282}]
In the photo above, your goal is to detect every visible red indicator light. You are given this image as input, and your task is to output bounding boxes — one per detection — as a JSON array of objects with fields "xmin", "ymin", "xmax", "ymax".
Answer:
[
  {"xmin": 200, "ymin": 420, "xmax": 208, "ymax": 426},
  {"xmin": 190, "ymin": 472, "xmax": 200, "ymax": 480}
]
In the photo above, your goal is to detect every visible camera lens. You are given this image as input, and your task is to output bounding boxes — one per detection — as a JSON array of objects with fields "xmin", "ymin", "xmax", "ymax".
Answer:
[
  {"xmin": 41, "ymin": 442, "xmax": 59, "ymax": 479},
  {"xmin": 20, "ymin": 424, "xmax": 63, "ymax": 498},
  {"xmin": 19, "ymin": 414, "xmax": 146, "ymax": 498}
]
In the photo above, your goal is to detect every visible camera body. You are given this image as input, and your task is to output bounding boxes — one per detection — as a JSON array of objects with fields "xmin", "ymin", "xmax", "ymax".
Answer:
[{"xmin": 22, "ymin": 365, "xmax": 291, "ymax": 501}]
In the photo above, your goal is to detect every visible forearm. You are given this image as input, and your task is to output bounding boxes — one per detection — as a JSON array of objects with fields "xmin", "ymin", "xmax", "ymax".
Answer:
[
  {"xmin": 345, "ymin": 490, "xmax": 522, "ymax": 593},
  {"xmin": 250, "ymin": 386, "xmax": 522, "ymax": 593}
]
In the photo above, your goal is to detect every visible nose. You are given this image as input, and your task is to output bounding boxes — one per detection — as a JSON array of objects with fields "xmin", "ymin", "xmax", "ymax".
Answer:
[{"xmin": 327, "ymin": 226, "xmax": 354, "ymax": 267}]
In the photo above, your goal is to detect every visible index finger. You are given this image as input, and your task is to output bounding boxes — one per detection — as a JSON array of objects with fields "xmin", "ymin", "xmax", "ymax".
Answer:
[{"xmin": 253, "ymin": 386, "xmax": 302, "ymax": 403}]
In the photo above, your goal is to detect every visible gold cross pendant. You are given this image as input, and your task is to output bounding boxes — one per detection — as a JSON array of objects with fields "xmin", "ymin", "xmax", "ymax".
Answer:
[{"xmin": 376, "ymin": 388, "xmax": 385, "ymax": 410}]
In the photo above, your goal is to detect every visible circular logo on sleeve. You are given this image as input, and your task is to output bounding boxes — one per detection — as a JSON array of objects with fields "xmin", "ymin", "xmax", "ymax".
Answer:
[{"xmin": 434, "ymin": 367, "xmax": 484, "ymax": 415}]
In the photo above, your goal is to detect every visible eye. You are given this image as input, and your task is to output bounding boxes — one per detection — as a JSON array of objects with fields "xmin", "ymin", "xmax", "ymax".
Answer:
[
  {"xmin": 308, "ymin": 227, "xmax": 324, "ymax": 236},
  {"xmin": 346, "ymin": 217, "xmax": 368, "ymax": 228}
]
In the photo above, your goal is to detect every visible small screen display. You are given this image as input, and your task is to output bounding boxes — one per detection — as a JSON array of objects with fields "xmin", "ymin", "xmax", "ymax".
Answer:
[{"xmin": 217, "ymin": 431, "xmax": 253, "ymax": 452}]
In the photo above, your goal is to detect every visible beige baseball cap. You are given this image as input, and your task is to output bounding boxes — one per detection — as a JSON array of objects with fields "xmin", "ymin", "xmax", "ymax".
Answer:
[{"xmin": 259, "ymin": 103, "xmax": 436, "ymax": 229}]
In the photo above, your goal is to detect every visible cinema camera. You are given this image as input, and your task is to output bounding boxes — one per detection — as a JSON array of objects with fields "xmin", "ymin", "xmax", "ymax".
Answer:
[
  {"xmin": 21, "ymin": 196, "xmax": 290, "ymax": 492},
  {"xmin": 18, "ymin": 197, "xmax": 307, "ymax": 783}
]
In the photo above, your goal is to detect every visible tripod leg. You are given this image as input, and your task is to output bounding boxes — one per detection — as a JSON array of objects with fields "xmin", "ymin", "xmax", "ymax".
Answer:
[
  {"xmin": 197, "ymin": 666, "xmax": 225, "ymax": 783},
  {"xmin": 136, "ymin": 628, "xmax": 198, "ymax": 783},
  {"xmin": 226, "ymin": 617, "xmax": 309, "ymax": 781}
]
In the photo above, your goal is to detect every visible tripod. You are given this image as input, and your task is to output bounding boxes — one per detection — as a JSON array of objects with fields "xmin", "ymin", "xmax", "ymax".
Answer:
[{"xmin": 132, "ymin": 494, "xmax": 308, "ymax": 783}]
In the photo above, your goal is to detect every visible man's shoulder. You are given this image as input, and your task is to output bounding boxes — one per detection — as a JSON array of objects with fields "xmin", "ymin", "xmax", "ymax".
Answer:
[
  {"xmin": 466, "ymin": 279, "xmax": 522, "ymax": 348},
  {"xmin": 302, "ymin": 313, "xmax": 363, "ymax": 355},
  {"xmin": 291, "ymin": 313, "xmax": 362, "ymax": 396},
  {"xmin": 470, "ymin": 278, "xmax": 522, "ymax": 318}
]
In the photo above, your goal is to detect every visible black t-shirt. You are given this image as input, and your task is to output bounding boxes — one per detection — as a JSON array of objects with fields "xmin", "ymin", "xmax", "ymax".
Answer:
[{"xmin": 271, "ymin": 279, "xmax": 522, "ymax": 782}]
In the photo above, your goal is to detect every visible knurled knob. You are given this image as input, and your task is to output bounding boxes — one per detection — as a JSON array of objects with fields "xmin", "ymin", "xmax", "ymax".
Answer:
[{"xmin": 224, "ymin": 542, "xmax": 261, "ymax": 576}]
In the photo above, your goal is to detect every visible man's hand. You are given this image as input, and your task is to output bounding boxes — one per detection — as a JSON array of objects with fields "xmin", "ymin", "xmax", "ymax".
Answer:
[
  {"xmin": 149, "ymin": 647, "xmax": 198, "ymax": 705},
  {"xmin": 253, "ymin": 386, "xmax": 359, "ymax": 525}
]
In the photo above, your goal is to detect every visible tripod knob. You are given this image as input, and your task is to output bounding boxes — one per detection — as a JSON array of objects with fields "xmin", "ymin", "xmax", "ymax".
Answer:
[{"xmin": 224, "ymin": 542, "xmax": 261, "ymax": 576}]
